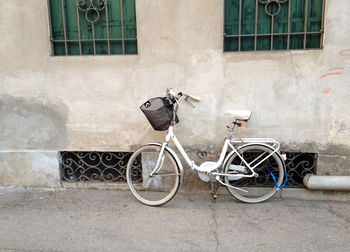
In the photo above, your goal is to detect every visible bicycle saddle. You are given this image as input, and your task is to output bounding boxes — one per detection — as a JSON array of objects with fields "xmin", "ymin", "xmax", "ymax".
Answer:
[{"xmin": 224, "ymin": 110, "xmax": 252, "ymax": 121}]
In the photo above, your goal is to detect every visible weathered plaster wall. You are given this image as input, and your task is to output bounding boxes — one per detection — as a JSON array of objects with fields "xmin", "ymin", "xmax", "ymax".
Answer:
[
  {"xmin": 0, "ymin": 152, "xmax": 60, "ymax": 187},
  {"xmin": 0, "ymin": 95, "xmax": 68, "ymax": 149},
  {"xmin": 0, "ymin": 0, "xmax": 349, "ymax": 186}
]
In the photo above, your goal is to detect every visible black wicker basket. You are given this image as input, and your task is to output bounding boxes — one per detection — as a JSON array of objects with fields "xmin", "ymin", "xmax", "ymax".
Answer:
[{"xmin": 140, "ymin": 97, "xmax": 179, "ymax": 131}]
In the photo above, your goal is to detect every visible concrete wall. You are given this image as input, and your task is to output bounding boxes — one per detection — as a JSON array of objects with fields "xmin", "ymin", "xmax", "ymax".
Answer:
[{"xmin": 0, "ymin": 0, "xmax": 349, "ymax": 187}]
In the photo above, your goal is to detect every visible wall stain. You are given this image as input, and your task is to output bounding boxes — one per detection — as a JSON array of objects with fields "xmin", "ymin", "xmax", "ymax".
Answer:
[
  {"xmin": 0, "ymin": 95, "xmax": 69, "ymax": 150},
  {"xmin": 328, "ymin": 67, "xmax": 344, "ymax": 71},
  {"xmin": 322, "ymin": 87, "xmax": 331, "ymax": 94},
  {"xmin": 339, "ymin": 49, "xmax": 350, "ymax": 56},
  {"xmin": 319, "ymin": 49, "xmax": 350, "ymax": 79},
  {"xmin": 320, "ymin": 72, "xmax": 342, "ymax": 79},
  {"xmin": 282, "ymin": 142, "xmax": 350, "ymax": 156}
]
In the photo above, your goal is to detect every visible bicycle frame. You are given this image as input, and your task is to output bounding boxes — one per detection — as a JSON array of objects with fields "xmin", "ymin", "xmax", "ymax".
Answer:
[
  {"xmin": 150, "ymin": 125, "xmax": 283, "ymax": 179},
  {"xmin": 148, "ymin": 93, "xmax": 285, "ymax": 183}
]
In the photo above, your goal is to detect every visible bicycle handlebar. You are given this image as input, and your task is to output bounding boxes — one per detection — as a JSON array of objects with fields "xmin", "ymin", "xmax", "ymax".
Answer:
[
  {"xmin": 188, "ymin": 95, "xmax": 200, "ymax": 102},
  {"xmin": 167, "ymin": 88, "xmax": 201, "ymax": 102}
]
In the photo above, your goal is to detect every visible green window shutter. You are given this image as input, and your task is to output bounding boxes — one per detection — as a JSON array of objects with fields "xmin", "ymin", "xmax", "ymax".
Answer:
[
  {"xmin": 49, "ymin": 0, "xmax": 66, "ymax": 55},
  {"xmin": 123, "ymin": 0, "xmax": 137, "ymax": 54},
  {"xmin": 49, "ymin": 0, "xmax": 137, "ymax": 56},
  {"xmin": 224, "ymin": 0, "xmax": 324, "ymax": 52}
]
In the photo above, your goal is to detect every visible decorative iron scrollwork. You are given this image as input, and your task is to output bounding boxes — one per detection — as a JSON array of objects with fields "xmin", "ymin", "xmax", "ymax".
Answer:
[
  {"xmin": 259, "ymin": 0, "xmax": 288, "ymax": 17},
  {"xmin": 284, "ymin": 152, "xmax": 317, "ymax": 187},
  {"xmin": 76, "ymin": 0, "xmax": 107, "ymax": 23},
  {"xmin": 59, "ymin": 151, "xmax": 142, "ymax": 183},
  {"xmin": 227, "ymin": 152, "xmax": 316, "ymax": 188},
  {"xmin": 59, "ymin": 151, "xmax": 316, "ymax": 188}
]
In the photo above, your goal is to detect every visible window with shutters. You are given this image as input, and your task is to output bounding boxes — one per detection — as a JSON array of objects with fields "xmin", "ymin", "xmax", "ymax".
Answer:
[
  {"xmin": 224, "ymin": 0, "xmax": 325, "ymax": 51},
  {"xmin": 48, "ymin": 0, "xmax": 137, "ymax": 55}
]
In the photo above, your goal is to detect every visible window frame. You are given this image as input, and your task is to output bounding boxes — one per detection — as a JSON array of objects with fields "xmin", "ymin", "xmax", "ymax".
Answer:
[
  {"xmin": 223, "ymin": 0, "xmax": 326, "ymax": 52},
  {"xmin": 47, "ymin": 0, "xmax": 138, "ymax": 56}
]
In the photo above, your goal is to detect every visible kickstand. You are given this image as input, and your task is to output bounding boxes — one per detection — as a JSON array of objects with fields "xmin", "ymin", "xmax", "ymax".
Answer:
[{"xmin": 210, "ymin": 179, "xmax": 220, "ymax": 200}]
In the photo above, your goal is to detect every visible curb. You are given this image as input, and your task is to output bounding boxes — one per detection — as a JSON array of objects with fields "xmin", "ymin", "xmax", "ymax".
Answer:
[
  {"xmin": 61, "ymin": 182, "xmax": 350, "ymax": 202},
  {"xmin": 2, "ymin": 184, "xmax": 350, "ymax": 202}
]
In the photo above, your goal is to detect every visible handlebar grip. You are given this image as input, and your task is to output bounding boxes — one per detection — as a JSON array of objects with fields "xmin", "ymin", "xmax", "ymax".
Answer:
[{"xmin": 189, "ymin": 95, "xmax": 200, "ymax": 102}]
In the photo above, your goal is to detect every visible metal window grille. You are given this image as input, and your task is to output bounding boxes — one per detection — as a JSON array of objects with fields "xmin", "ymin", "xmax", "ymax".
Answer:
[
  {"xmin": 59, "ymin": 151, "xmax": 142, "ymax": 182},
  {"xmin": 59, "ymin": 151, "xmax": 316, "ymax": 188},
  {"xmin": 48, "ymin": 0, "xmax": 137, "ymax": 56},
  {"xmin": 227, "ymin": 152, "xmax": 317, "ymax": 188},
  {"xmin": 284, "ymin": 152, "xmax": 317, "ymax": 187},
  {"xmin": 224, "ymin": 0, "xmax": 325, "ymax": 51}
]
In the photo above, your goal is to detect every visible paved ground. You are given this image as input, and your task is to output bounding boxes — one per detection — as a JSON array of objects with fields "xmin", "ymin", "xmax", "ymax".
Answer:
[{"xmin": 0, "ymin": 187, "xmax": 350, "ymax": 252}]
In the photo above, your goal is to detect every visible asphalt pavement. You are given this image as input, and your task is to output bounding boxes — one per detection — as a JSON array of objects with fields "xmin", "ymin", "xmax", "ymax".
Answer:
[{"xmin": 0, "ymin": 187, "xmax": 349, "ymax": 252}]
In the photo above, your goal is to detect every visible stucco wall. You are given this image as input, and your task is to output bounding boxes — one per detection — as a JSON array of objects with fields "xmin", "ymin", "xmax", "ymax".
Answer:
[{"xmin": 0, "ymin": 0, "xmax": 349, "ymax": 186}]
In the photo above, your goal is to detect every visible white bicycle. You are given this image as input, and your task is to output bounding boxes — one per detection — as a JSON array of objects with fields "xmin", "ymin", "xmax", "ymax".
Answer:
[{"xmin": 126, "ymin": 89, "xmax": 287, "ymax": 206}]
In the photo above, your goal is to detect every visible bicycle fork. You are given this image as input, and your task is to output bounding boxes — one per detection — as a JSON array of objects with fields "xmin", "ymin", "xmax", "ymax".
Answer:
[{"xmin": 149, "ymin": 142, "xmax": 167, "ymax": 176}]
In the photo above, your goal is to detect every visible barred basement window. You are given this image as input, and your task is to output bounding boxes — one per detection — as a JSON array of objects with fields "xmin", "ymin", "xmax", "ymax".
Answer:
[
  {"xmin": 224, "ymin": 0, "xmax": 325, "ymax": 51},
  {"xmin": 59, "ymin": 151, "xmax": 316, "ymax": 188},
  {"xmin": 48, "ymin": 0, "xmax": 137, "ymax": 55},
  {"xmin": 59, "ymin": 151, "xmax": 141, "ymax": 182}
]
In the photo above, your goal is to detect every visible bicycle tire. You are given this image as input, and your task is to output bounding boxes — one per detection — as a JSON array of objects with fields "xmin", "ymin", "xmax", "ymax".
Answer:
[
  {"xmin": 126, "ymin": 144, "xmax": 181, "ymax": 206},
  {"xmin": 223, "ymin": 144, "xmax": 284, "ymax": 203}
]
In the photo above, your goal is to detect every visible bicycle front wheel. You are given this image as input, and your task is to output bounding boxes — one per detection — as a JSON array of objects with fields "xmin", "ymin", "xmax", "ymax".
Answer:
[
  {"xmin": 126, "ymin": 145, "xmax": 181, "ymax": 206},
  {"xmin": 224, "ymin": 144, "xmax": 284, "ymax": 203}
]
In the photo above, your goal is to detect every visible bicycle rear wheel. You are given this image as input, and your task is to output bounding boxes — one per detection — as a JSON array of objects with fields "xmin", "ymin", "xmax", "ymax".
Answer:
[
  {"xmin": 224, "ymin": 144, "xmax": 284, "ymax": 203},
  {"xmin": 126, "ymin": 145, "xmax": 181, "ymax": 206}
]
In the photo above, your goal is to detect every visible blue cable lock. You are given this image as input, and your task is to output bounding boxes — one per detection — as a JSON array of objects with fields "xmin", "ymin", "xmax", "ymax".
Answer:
[{"xmin": 265, "ymin": 164, "xmax": 288, "ymax": 191}]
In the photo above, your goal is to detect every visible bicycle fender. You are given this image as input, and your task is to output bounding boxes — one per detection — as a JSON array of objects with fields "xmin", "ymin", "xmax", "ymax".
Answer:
[
  {"xmin": 147, "ymin": 143, "xmax": 184, "ymax": 185},
  {"xmin": 223, "ymin": 143, "xmax": 286, "ymax": 171}
]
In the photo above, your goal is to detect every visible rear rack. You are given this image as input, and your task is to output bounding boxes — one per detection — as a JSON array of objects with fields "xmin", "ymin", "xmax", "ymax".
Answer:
[{"xmin": 230, "ymin": 138, "xmax": 281, "ymax": 151}]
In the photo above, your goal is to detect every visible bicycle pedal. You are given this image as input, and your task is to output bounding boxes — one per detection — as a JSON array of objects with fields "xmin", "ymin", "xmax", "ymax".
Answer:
[{"xmin": 211, "ymin": 191, "xmax": 218, "ymax": 200}]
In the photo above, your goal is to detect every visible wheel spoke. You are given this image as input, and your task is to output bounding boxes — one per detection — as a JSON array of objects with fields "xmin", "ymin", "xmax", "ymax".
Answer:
[
  {"xmin": 224, "ymin": 145, "xmax": 284, "ymax": 203},
  {"xmin": 126, "ymin": 145, "xmax": 180, "ymax": 206}
]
